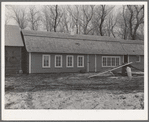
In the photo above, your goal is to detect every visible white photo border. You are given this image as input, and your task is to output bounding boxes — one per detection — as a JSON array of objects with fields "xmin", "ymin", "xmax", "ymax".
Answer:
[{"xmin": 1, "ymin": 1, "xmax": 148, "ymax": 120}]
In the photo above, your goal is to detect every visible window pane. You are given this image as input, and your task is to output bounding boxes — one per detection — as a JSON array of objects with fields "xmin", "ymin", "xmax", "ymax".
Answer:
[
  {"xmin": 44, "ymin": 60, "xmax": 46, "ymax": 66},
  {"xmin": 102, "ymin": 56, "xmax": 120, "ymax": 67},
  {"xmin": 116, "ymin": 58, "xmax": 119, "ymax": 66},
  {"xmin": 56, "ymin": 56, "xmax": 61, "ymax": 66},
  {"xmin": 56, "ymin": 57, "xmax": 58, "ymax": 66},
  {"xmin": 112, "ymin": 58, "xmax": 115, "ymax": 66},
  {"xmin": 68, "ymin": 56, "xmax": 72, "ymax": 66},
  {"xmin": 81, "ymin": 57, "xmax": 82, "ymax": 66},
  {"xmin": 59, "ymin": 57, "xmax": 60, "ymax": 66},
  {"xmin": 78, "ymin": 56, "xmax": 83, "ymax": 66},
  {"xmin": 44, "ymin": 56, "xmax": 49, "ymax": 67},
  {"xmin": 68, "ymin": 57, "xmax": 70, "ymax": 66},
  {"xmin": 103, "ymin": 57, "xmax": 106, "ymax": 66},
  {"xmin": 59, "ymin": 57, "xmax": 61, "ymax": 66},
  {"xmin": 70, "ymin": 57, "xmax": 72, "ymax": 66},
  {"xmin": 79, "ymin": 57, "xmax": 80, "ymax": 66},
  {"xmin": 107, "ymin": 57, "xmax": 111, "ymax": 66},
  {"xmin": 80, "ymin": 57, "xmax": 82, "ymax": 66},
  {"xmin": 78, "ymin": 57, "xmax": 80, "ymax": 66}
]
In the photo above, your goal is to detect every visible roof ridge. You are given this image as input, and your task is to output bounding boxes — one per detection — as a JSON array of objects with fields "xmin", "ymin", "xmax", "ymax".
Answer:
[
  {"xmin": 21, "ymin": 29, "xmax": 143, "ymax": 44},
  {"xmin": 22, "ymin": 33, "xmax": 120, "ymax": 42},
  {"xmin": 22, "ymin": 30, "xmax": 120, "ymax": 42}
]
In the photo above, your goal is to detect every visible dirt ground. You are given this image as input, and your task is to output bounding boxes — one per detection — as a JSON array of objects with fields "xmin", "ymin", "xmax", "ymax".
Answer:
[{"xmin": 5, "ymin": 73, "xmax": 144, "ymax": 109}]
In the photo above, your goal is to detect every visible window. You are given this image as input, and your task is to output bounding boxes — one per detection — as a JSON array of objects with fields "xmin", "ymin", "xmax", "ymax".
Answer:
[
  {"xmin": 77, "ymin": 56, "xmax": 84, "ymax": 67},
  {"xmin": 107, "ymin": 57, "xmax": 111, "ymax": 66},
  {"xmin": 136, "ymin": 55, "xmax": 141, "ymax": 62},
  {"xmin": 112, "ymin": 58, "xmax": 115, "ymax": 66},
  {"xmin": 102, "ymin": 56, "xmax": 120, "ymax": 67},
  {"xmin": 66, "ymin": 55, "xmax": 74, "ymax": 67},
  {"xmin": 103, "ymin": 57, "xmax": 106, "ymax": 66},
  {"xmin": 55, "ymin": 55, "xmax": 62, "ymax": 67},
  {"xmin": 42, "ymin": 55, "xmax": 50, "ymax": 68},
  {"xmin": 116, "ymin": 57, "xmax": 120, "ymax": 66}
]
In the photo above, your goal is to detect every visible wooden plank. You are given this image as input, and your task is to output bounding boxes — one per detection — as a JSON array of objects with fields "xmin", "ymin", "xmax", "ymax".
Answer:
[
  {"xmin": 87, "ymin": 55, "xmax": 89, "ymax": 72},
  {"xmin": 88, "ymin": 62, "xmax": 133, "ymax": 78},
  {"xmin": 132, "ymin": 72, "xmax": 144, "ymax": 75}
]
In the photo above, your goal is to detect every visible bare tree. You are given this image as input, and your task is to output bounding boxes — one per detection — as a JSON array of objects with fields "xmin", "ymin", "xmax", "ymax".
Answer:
[
  {"xmin": 116, "ymin": 6, "xmax": 129, "ymax": 39},
  {"xmin": 7, "ymin": 5, "xmax": 28, "ymax": 29},
  {"xmin": 67, "ymin": 5, "xmax": 82, "ymax": 34},
  {"xmin": 42, "ymin": 5, "xmax": 63, "ymax": 32},
  {"xmin": 59, "ymin": 6, "xmax": 70, "ymax": 33},
  {"xmin": 92, "ymin": 5, "xmax": 114, "ymax": 36},
  {"xmin": 117, "ymin": 5, "xmax": 144, "ymax": 40},
  {"xmin": 5, "ymin": 14, "xmax": 10, "ymax": 25},
  {"xmin": 27, "ymin": 6, "xmax": 41, "ymax": 30},
  {"xmin": 80, "ymin": 5, "xmax": 95, "ymax": 35},
  {"xmin": 5, "ymin": 6, "xmax": 10, "ymax": 25},
  {"xmin": 122, "ymin": 6, "xmax": 129, "ymax": 39},
  {"xmin": 42, "ymin": 6, "xmax": 52, "ymax": 31},
  {"xmin": 53, "ymin": 5, "xmax": 63, "ymax": 32},
  {"xmin": 105, "ymin": 13, "xmax": 118, "ymax": 37},
  {"xmin": 67, "ymin": 5, "xmax": 95, "ymax": 35},
  {"xmin": 136, "ymin": 23, "xmax": 144, "ymax": 40},
  {"xmin": 127, "ymin": 5, "xmax": 144, "ymax": 40}
]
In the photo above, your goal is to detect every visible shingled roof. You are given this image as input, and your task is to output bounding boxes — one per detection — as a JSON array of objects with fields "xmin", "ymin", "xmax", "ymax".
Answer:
[
  {"xmin": 120, "ymin": 40, "xmax": 144, "ymax": 44},
  {"xmin": 22, "ymin": 29, "xmax": 122, "ymax": 42},
  {"xmin": 120, "ymin": 39, "xmax": 144, "ymax": 55},
  {"xmin": 121, "ymin": 44, "xmax": 144, "ymax": 55},
  {"xmin": 5, "ymin": 25, "xmax": 24, "ymax": 46},
  {"xmin": 22, "ymin": 29, "xmax": 144, "ymax": 55}
]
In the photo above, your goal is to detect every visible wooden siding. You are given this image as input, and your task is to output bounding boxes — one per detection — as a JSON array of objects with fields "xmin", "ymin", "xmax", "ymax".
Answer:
[
  {"xmin": 89, "ymin": 55, "xmax": 95, "ymax": 72},
  {"xmin": 21, "ymin": 47, "xmax": 29, "ymax": 73},
  {"xmin": 28, "ymin": 53, "xmax": 143, "ymax": 73},
  {"xmin": 5, "ymin": 46, "xmax": 22, "ymax": 74},
  {"xmin": 129, "ymin": 55, "xmax": 144, "ymax": 71},
  {"xmin": 30, "ymin": 53, "xmax": 87, "ymax": 73}
]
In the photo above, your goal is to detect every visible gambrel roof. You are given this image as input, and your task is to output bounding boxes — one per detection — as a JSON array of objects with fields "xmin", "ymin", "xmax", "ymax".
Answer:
[
  {"xmin": 5, "ymin": 25, "xmax": 24, "ymax": 46},
  {"xmin": 21, "ymin": 29, "xmax": 144, "ymax": 55}
]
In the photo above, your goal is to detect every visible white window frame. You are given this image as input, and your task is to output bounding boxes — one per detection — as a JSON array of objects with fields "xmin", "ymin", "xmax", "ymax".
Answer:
[
  {"xmin": 55, "ymin": 55, "xmax": 62, "ymax": 67},
  {"xmin": 77, "ymin": 55, "xmax": 84, "ymax": 67},
  {"xmin": 136, "ymin": 55, "xmax": 141, "ymax": 62},
  {"xmin": 66, "ymin": 55, "xmax": 74, "ymax": 67},
  {"xmin": 102, "ymin": 56, "xmax": 121, "ymax": 67},
  {"xmin": 42, "ymin": 55, "xmax": 50, "ymax": 68}
]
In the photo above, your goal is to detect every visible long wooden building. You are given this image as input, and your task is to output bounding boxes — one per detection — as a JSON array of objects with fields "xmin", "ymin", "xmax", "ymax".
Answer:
[{"xmin": 5, "ymin": 25, "xmax": 144, "ymax": 74}]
